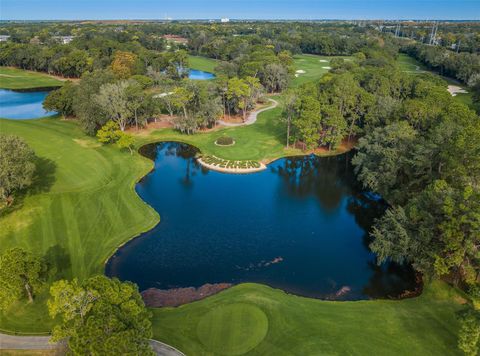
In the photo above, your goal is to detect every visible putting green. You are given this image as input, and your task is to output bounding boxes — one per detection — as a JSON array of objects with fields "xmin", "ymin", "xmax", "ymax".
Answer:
[{"xmin": 197, "ymin": 303, "xmax": 268, "ymax": 355}]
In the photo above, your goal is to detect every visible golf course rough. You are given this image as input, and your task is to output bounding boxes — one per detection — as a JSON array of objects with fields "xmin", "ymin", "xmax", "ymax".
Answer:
[{"xmin": 197, "ymin": 303, "xmax": 268, "ymax": 355}]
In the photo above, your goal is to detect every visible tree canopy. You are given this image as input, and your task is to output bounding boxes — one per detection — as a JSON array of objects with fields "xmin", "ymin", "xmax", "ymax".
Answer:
[
  {"xmin": 48, "ymin": 275, "xmax": 154, "ymax": 355},
  {"xmin": 0, "ymin": 248, "xmax": 46, "ymax": 310},
  {"xmin": 0, "ymin": 134, "xmax": 36, "ymax": 207}
]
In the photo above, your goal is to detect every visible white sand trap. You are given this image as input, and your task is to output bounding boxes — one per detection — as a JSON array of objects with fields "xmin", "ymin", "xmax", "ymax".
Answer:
[
  {"xmin": 153, "ymin": 91, "xmax": 174, "ymax": 98},
  {"xmin": 447, "ymin": 85, "xmax": 468, "ymax": 97},
  {"xmin": 295, "ymin": 74, "xmax": 299, "ymax": 77},
  {"xmin": 322, "ymin": 66, "xmax": 332, "ymax": 70},
  {"xmin": 296, "ymin": 70, "xmax": 306, "ymax": 74},
  {"xmin": 319, "ymin": 59, "xmax": 329, "ymax": 63}
]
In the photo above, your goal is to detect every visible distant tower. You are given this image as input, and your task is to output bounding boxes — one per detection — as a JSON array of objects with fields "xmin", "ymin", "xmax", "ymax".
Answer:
[
  {"xmin": 429, "ymin": 21, "xmax": 438, "ymax": 45},
  {"xmin": 394, "ymin": 23, "xmax": 401, "ymax": 37}
]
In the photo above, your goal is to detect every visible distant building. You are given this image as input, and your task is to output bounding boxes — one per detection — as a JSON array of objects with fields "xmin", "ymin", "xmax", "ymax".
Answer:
[
  {"xmin": 53, "ymin": 36, "xmax": 75, "ymax": 44},
  {"xmin": 162, "ymin": 34, "xmax": 188, "ymax": 45},
  {"xmin": 221, "ymin": 18, "xmax": 230, "ymax": 23},
  {"xmin": 0, "ymin": 35, "xmax": 11, "ymax": 42}
]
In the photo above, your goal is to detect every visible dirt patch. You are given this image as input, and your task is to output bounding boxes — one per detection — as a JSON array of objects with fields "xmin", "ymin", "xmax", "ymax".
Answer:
[
  {"xmin": 126, "ymin": 116, "xmax": 174, "ymax": 135},
  {"xmin": 142, "ymin": 283, "xmax": 232, "ymax": 307},
  {"xmin": 291, "ymin": 138, "xmax": 357, "ymax": 156},
  {"xmin": 220, "ymin": 113, "xmax": 245, "ymax": 123},
  {"xmin": 453, "ymin": 295, "xmax": 468, "ymax": 305}
]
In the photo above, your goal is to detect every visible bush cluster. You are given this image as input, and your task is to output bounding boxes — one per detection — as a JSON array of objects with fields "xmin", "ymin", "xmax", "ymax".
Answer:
[
  {"xmin": 215, "ymin": 136, "xmax": 235, "ymax": 146},
  {"xmin": 200, "ymin": 155, "xmax": 261, "ymax": 169}
]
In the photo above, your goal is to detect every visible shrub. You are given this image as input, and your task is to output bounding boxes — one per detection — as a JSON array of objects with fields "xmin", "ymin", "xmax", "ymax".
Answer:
[{"xmin": 215, "ymin": 136, "xmax": 235, "ymax": 146}]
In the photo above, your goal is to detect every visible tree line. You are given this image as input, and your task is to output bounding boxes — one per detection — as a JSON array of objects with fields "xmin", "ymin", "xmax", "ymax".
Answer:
[{"xmin": 280, "ymin": 43, "xmax": 480, "ymax": 354}]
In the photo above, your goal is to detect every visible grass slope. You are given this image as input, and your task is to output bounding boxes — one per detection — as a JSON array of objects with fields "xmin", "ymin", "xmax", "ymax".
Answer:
[
  {"xmin": 188, "ymin": 55, "xmax": 218, "ymax": 73},
  {"xmin": 0, "ymin": 67, "xmax": 63, "ymax": 90},
  {"xmin": 0, "ymin": 117, "xmax": 158, "ymax": 333},
  {"xmin": 396, "ymin": 54, "xmax": 473, "ymax": 107},
  {"xmin": 152, "ymin": 281, "xmax": 464, "ymax": 355}
]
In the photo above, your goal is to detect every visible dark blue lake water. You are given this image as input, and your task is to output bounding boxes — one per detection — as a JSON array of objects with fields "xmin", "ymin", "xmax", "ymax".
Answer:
[
  {"xmin": 189, "ymin": 69, "xmax": 215, "ymax": 80},
  {"xmin": 0, "ymin": 89, "xmax": 57, "ymax": 119},
  {"xmin": 106, "ymin": 142, "xmax": 416, "ymax": 300}
]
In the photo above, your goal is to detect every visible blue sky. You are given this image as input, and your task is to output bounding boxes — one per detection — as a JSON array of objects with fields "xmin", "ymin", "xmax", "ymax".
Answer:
[{"xmin": 1, "ymin": 0, "xmax": 479, "ymax": 20}]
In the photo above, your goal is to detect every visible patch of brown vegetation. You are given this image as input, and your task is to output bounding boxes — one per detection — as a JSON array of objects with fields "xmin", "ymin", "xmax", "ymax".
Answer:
[
  {"xmin": 126, "ymin": 116, "xmax": 174, "ymax": 135},
  {"xmin": 292, "ymin": 138, "xmax": 358, "ymax": 156},
  {"xmin": 221, "ymin": 113, "xmax": 245, "ymax": 123},
  {"xmin": 141, "ymin": 283, "xmax": 232, "ymax": 307},
  {"xmin": 453, "ymin": 295, "xmax": 468, "ymax": 305}
]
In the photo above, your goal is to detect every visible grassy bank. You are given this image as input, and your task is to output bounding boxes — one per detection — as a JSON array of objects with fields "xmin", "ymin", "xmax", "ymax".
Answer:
[
  {"xmin": 188, "ymin": 55, "xmax": 218, "ymax": 73},
  {"xmin": 0, "ymin": 117, "xmax": 159, "ymax": 332},
  {"xmin": 0, "ymin": 67, "xmax": 63, "ymax": 90},
  {"xmin": 151, "ymin": 281, "xmax": 464, "ymax": 355}
]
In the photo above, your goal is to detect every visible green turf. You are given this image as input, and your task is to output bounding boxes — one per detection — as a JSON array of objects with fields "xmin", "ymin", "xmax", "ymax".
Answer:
[
  {"xmin": 152, "ymin": 281, "xmax": 464, "ymax": 355},
  {"xmin": 396, "ymin": 54, "xmax": 473, "ymax": 107},
  {"xmin": 292, "ymin": 54, "xmax": 351, "ymax": 87},
  {"xmin": 196, "ymin": 303, "xmax": 268, "ymax": 355},
  {"xmin": 0, "ymin": 67, "xmax": 63, "ymax": 90},
  {"xmin": 188, "ymin": 55, "xmax": 219, "ymax": 73},
  {"xmin": 0, "ymin": 117, "xmax": 159, "ymax": 332},
  {"xmin": 137, "ymin": 99, "xmax": 302, "ymax": 162}
]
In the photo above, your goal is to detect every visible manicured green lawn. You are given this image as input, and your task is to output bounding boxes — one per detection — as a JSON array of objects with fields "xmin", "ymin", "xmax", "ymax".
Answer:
[
  {"xmin": 137, "ymin": 99, "xmax": 302, "ymax": 162},
  {"xmin": 152, "ymin": 281, "xmax": 464, "ymax": 355},
  {"xmin": 188, "ymin": 55, "xmax": 219, "ymax": 73},
  {"xmin": 0, "ymin": 67, "xmax": 63, "ymax": 90},
  {"xmin": 292, "ymin": 54, "xmax": 351, "ymax": 87},
  {"xmin": 0, "ymin": 117, "xmax": 159, "ymax": 333},
  {"xmin": 396, "ymin": 54, "xmax": 473, "ymax": 107}
]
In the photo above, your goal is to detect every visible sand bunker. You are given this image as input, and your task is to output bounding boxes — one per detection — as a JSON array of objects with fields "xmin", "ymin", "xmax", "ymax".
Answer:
[
  {"xmin": 153, "ymin": 91, "xmax": 173, "ymax": 98},
  {"xmin": 296, "ymin": 70, "xmax": 306, "ymax": 74},
  {"xmin": 322, "ymin": 66, "xmax": 332, "ymax": 70},
  {"xmin": 295, "ymin": 74, "xmax": 299, "ymax": 77},
  {"xmin": 319, "ymin": 59, "xmax": 329, "ymax": 63},
  {"xmin": 447, "ymin": 85, "xmax": 468, "ymax": 97}
]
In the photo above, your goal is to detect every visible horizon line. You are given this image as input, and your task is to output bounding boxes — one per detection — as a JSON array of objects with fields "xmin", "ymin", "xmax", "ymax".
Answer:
[{"xmin": 1, "ymin": 18, "xmax": 480, "ymax": 22}]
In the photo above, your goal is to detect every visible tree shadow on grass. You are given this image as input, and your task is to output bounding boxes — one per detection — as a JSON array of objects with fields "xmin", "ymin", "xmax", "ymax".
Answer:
[
  {"xmin": 30, "ymin": 156, "xmax": 57, "ymax": 195},
  {"xmin": 44, "ymin": 244, "xmax": 72, "ymax": 280}
]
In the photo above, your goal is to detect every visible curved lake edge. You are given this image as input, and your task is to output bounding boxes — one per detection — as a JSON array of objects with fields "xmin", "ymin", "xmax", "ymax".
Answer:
[
  {"xmin": 104, "ymin": 139, "xmax": 422, "ymax": 306},
  {"xmin": 1, "ymin": 86, "xmax": 62, "ymax": 92}
]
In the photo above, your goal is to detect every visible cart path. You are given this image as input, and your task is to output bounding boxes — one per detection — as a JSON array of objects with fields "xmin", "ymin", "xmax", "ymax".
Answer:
[
  {"xmin": 218, "ymin": 98, "xmax": 278, "ymax": 127},
  {"xmin": 0, "ymin": 332, "xmax": 185, "ymax": 355}
]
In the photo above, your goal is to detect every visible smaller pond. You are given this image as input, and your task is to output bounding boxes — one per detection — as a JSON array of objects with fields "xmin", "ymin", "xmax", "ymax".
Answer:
[
  {"xmin": 0, "ymin": 89, "xmax": 57, "ymax": 120},
  {"xmin": 189, "ymin": 69, "xmax": 215, "ymax": 80}
]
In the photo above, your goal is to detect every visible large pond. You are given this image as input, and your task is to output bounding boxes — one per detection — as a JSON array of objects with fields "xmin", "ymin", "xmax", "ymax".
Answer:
[
  {"xmin": 106, "ymin": 142, "xmax": 416, "ymax": 300},
  {"xmin": 188, "ymin": 69, "xmax": 215, "ymax": 80},
  {"xmin": 0, "ymin": 89, "xmax": 57, "ymax": 120}
]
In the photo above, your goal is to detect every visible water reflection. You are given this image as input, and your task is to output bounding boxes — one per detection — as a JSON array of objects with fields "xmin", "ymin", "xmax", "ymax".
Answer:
[{"xmin": 107, "ymin": 142, "xmax": 416, "ymax": 300}]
